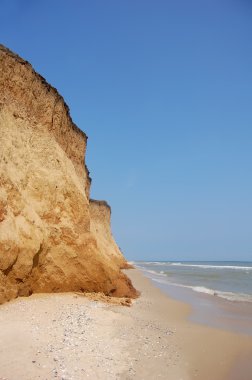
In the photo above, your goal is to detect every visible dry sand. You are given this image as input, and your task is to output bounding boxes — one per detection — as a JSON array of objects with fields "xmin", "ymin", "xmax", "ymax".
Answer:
[{"xmin": 0, "ymin": 269, "xmax": 251, "ymax": 380}]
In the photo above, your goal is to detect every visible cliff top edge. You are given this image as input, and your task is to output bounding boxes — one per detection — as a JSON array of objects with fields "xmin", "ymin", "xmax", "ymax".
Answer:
[{"xmin": 0, "ymin": 44, "xmax": 87, "ymax": 140}]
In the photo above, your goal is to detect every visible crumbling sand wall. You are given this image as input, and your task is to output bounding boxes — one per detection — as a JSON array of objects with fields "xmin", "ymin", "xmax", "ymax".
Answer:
[{"xmin": 0, "ymin": 45, "xmax": 137, "ymax": 304}]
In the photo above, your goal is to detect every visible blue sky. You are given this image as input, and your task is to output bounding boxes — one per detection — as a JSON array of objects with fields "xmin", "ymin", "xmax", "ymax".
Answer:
[{"xmin": 1, "ymin": 0, "xmax": 252, "ymax": 261}]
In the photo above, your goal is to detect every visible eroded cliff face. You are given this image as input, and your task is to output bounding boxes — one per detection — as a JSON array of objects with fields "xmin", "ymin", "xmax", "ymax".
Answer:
[
  {"xmin": 0, "ymin": 45, "xmax": 137, "ymax": 304},
  {"xmin": 90, "ymin": 200, "xmax": 126, "ymax": 266}
]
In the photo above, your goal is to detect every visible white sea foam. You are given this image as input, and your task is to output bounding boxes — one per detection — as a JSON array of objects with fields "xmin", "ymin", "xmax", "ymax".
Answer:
[
  {"xmin": 134, "ymin": 261, "xmax": 252, "ymax": 270},
  {"xmin": 138, "ymin": 261, "xmax": 171, "ymax": 266},
  {"xmin": 193, "ymin": 287, "xmax": 252, "ymax": 302},
  {"xmin": 191, "ymin": 286, "xmax": 215, "ymax": 295},
  {"xmin": 169, "ymin": 263, "xmax": 252, "ymax": 270},
  {"xmin": 151, "ymin": 278, "xmax": 252, "ymax": 303},
  {"xmin": 138, "ymin": 268, "xmax": 166, "ymax": 277}
]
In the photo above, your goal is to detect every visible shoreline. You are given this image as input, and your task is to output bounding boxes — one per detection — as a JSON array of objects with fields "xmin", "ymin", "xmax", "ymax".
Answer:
[
  {"xmin": 0, "ymin": 269, "xmax": 251, "ymax": 379},
  {"xmin": 126, "ymin": 269, "xmax": 252, "ymax": 380},
  {"xmin": 138, "ymin": 267, "xmax": 252, "ymax": 336}
]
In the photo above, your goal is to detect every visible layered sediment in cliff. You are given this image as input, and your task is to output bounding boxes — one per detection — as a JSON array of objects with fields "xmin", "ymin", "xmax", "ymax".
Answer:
[{"xmin": 0, "ymin": 44, "xmax": 137, "ymax": 304}]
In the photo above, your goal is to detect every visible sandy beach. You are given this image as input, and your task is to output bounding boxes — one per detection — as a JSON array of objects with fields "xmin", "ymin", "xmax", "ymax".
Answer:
[{"xmin": 0, "ymin": 269, "xmax": 252, "ymax": 380}]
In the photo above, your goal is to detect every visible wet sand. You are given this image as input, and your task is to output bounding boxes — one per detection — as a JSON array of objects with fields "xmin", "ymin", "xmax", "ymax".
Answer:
[
  {"xmin": 0, "ymin": 269, "xmax": 251, "ymax": 379},
  {"xmin": 146, "ymin": 273, "xmax": 252, "ymax": 336}
]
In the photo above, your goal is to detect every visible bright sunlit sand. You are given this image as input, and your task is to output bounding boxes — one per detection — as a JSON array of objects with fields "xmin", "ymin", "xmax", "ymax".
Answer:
[{"xmin": 0, "ymin": 269, "xmax": 252, "ymax": 380}]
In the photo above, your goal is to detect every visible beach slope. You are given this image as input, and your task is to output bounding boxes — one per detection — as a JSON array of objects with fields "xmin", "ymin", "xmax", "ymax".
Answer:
[{"xmin": 0, "ymin": 269, "xmax": 251, "ymax": 379}]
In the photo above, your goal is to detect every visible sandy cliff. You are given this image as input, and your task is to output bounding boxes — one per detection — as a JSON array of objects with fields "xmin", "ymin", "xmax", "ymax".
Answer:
[
  {"xmin": 0, "ymin": 44, "xmax": 137, "ymax": 304},
  {"xmin": 90, "ymin": 200, "xmax": 126, "ymax": 268}
]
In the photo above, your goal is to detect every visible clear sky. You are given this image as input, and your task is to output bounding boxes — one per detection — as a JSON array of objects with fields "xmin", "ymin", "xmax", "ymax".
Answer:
[{"xmin": 1, "ymin": 0, "xmax": 252, "ymax": 261}]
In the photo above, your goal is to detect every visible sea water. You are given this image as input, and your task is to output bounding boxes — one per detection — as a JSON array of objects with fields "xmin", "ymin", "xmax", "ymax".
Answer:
[
  {"xmin": 134, "ymin": 261, "xmax": 252, "ymax": 303},
  {"xmin": 134, "ymin": 261, "xmax": 252, "ymax": 335}
]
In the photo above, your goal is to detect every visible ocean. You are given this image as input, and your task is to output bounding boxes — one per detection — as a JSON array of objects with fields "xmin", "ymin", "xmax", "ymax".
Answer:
[
  {"xmin": 134, "ymin": 260, "xmax": 252, "ymax": 335},
  {"xmin": 134, "ymin": 261, "xmax": 252, "ymax": 303}
]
